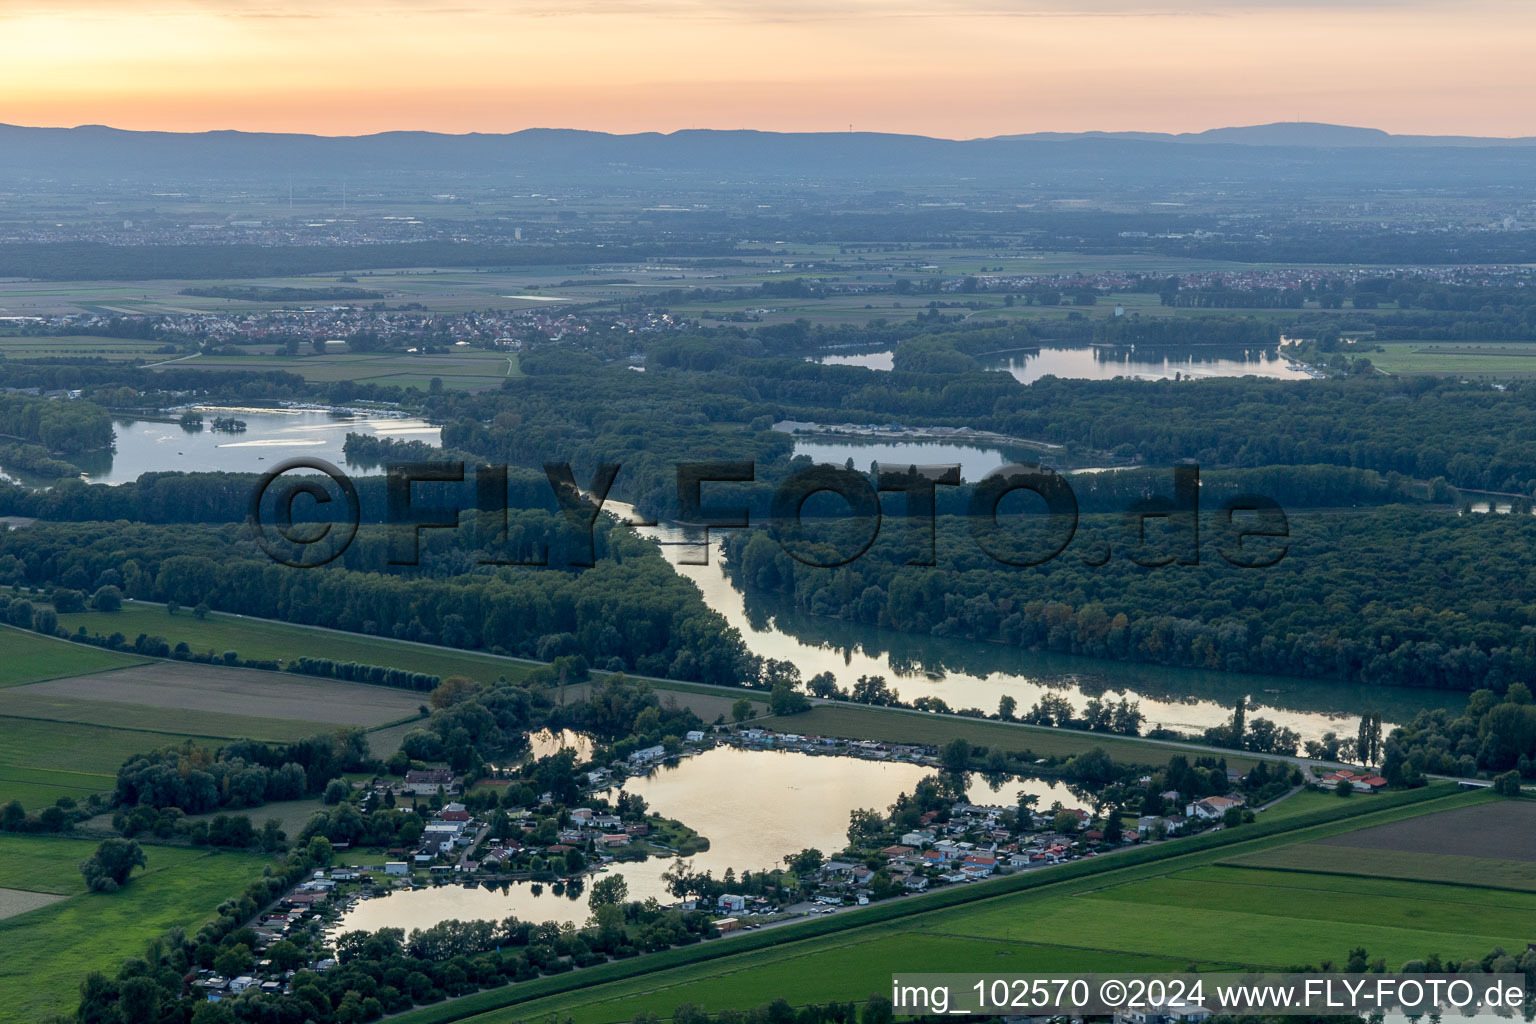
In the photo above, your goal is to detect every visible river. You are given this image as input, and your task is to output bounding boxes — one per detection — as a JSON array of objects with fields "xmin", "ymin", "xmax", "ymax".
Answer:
[{"xmin": 606, "ymin": 503, "xmax": 1457, "ymax": 741}]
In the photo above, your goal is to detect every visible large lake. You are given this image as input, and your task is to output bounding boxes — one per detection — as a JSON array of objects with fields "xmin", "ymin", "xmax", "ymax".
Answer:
[
  {"xmin": 607, "ymin": 503, "xmax": 1459, "ymax": 743},
  {"xmin": 333, "ymin": 747, "xmax": 1065, "ymax": 931},
  {"xmin": 74, "ymin": 407, "xmax": 440, "ymax": 485},
  {"xmin": 814, "ymin": 346, "xmax": 1311, "ymax": 383}
]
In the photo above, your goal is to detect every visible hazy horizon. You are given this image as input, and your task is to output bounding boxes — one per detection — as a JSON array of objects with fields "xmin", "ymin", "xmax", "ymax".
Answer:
[
  {"xmin": 1, "ymin": 119, "xmax": 1532, "ymax": 142},
  {"xmin": 4, "ymin": 0, "xmax": 1534, "ymax": 139}
]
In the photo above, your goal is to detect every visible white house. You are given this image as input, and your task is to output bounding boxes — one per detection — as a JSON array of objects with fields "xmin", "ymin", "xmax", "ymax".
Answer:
[
  {"xmin": 384, "ymin": 862, "xmax": 409, "ymax": 876},
  {"xmin": 717, "ymin": 893, "xmax": 747, "ymax": 913}
]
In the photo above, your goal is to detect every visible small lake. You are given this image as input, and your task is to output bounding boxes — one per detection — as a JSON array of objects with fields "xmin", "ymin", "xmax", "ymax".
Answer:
[
  {"xmin": 71, "ymin": 407, "xmax": 440, "ymax": 485},
  {"xmin": 791, "ymin": 439, "xmax": 1010, "ymax": 483},
  {"xmin": 813, "ymin": 350, "xmax": 895, "ymax": 371},
  {"xmin": 809, "ymin": 346, "xmax": 1310, "ymax": 383},
  {"xmin": 334, "ymin": 747, "xmax": 1057, "ymax": 932}
]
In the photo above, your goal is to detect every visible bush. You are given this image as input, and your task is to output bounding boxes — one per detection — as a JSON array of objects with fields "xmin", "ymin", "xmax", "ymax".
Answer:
[{"xmin": 79, "ymin": 838, "xmax": 146, "ymax": 892}]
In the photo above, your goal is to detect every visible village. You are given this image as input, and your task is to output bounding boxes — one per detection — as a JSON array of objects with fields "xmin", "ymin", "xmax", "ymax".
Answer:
[{"xmin": 175, "ymin": 721, "xmax": 1361, "ymax": 1004}]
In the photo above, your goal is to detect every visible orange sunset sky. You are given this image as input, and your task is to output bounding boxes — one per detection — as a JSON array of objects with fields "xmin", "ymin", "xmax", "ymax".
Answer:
[{"xmin": 2, "ymin": 0, "xmax": 1533, "ymax": 138}]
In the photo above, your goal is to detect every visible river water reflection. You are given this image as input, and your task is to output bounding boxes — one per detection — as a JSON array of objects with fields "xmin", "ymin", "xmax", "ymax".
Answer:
[
  {"xmin": 606, "ymin": 504, "xmax": 1459, "ymax": 741},
  {"xmin": 811, "ymin": 346, "xmax": 1310, "ymax": 383},
  {"xmin": 75, "ymin": 407, "xmax": 440, "ymax": 484}
]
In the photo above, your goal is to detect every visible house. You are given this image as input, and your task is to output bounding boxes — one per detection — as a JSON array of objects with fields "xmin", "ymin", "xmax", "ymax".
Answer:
[
  {"xmin": 903, "ymin": 876, "xmax": 929, "ymax": 892},
  {"xmin": 384, "ymin": 862, "xmax": 409, "ymax": 876},
  {"xmin": 879, "ymin": 845, "xmax": 915, "ymax": 859},
  {"xmin": 686, "ymin": 730, "xmax": 707, "ymax": 743},
  {"xmin": 403, "ymin": 768, "xmax": 456, "ymax": 795},
  {"xmin": 599, "ymin": 834, "xmax": 630, "ymax": 847},
  {"xmin": 900, "ymin": 831, "xmax": 932, "ymax": 848},
  {"xmin": 1318, "ymin": 769, "xmax": 1387, "ymax": 792},
  {"xmin": 962, "ymin": 855, "xmax": 997, "ymax": 874},
  {"xmin": 1186, "ymin": 795, "xmax": 1245, "ymax": 820},
  {"xmin": 821, "ymin": 860, "xmax": 857, "ymax": 877},
  {"xmin": 437, "ymin": 809, "xmax": 471, "ymax": 823},
  {"xmin": 628, "ymin": 745, "xmax": 667, "ymax": 765},
  {"xmin": 229, "ymin": 977, "xmax": 258, "ymax": 994},
  {"xmin": 717, "ymin": 893, "xmax": 747, "ymax": 913}
]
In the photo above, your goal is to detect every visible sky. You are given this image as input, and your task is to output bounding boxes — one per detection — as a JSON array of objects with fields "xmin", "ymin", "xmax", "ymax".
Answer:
[{"xmin": 1, "ymin": 0, "xmax": 1533, "ymax": 138}]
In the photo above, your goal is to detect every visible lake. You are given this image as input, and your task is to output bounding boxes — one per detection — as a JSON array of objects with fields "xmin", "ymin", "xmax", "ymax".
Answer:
[
  {"xmin": 811, "ymin": 346, "xmax": 1311, "ymax": 383},
  {"xmin": 606, "ymin": 503, "xmax": 1460, "ymax": 743},
  {"xmin": 72, "ymin": 407, "xmax": 440, "ymax": 485},
  {"xmin": 333, "ymin": 747, "xmax": 1057, "ymax": 931},
  {"xmin": 791, "ymin": 439, "xmax": 1011, "ymax": 483}
]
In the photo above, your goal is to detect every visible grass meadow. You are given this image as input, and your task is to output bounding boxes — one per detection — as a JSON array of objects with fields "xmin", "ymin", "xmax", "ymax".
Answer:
[
  {"xmin": 52, "ymin": 605, "xmax": 538, "ymax": 685},
  {"xmin": 0, "ymin": 837, "xmax": 272, "ymax": 1023}
]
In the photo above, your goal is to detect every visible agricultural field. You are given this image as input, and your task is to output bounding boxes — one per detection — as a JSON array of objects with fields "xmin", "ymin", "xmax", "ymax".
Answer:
[
  {"xmin": 394, "ymin": 787, "xmax": 1505, "ymax": 1024},
  {"xmin": 1230, "ymin": 799, "xmax": 1536, "ymax": 889},
  {"xmin": 53, "ymin": 604, "xmax": 538, "ymax": 685},
  {"xmin": 0, "ymin": 624, "xmax": 429, "ymax": 806},
  {"xmin": 765, "ymin": 703, "xmax": 1262, "ymax": 770},
  {"xmin": 0, "ymin": 626, "xmax": 147, "ymax": 687},
  {"xmin": 0, "ymin": 717, "xmax": 230, "ymax": 806},
  {"xmin": 0, "ymin": 335, "xmax": 170, "ymax": 360},
  {"xmin": 19, "ymin": 661, "xmax": 425, "ymax": 728},
  {"xmin": 1369, "ymin": 341, "xmax": 1536, "ymax": 379},
  {"xmin": 0, "ymin": 836, "xmax": 272, "ymax": 1023},
  {"xmin": 166, "ymin": 346, "xmax": 519, "ymax": 390}
]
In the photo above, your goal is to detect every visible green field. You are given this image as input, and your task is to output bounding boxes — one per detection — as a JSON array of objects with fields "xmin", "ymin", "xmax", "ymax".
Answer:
[
  {"xmin": 766, "ymin": 704, "xmax": 1262, "ymax": 770},
  {"xmin": 0, "ymin": 335, "xmax": 169, "ymax": 360},
  {"xmin": 1252, "ymin": 787, "xmax": 1349, "ymax": 820},
  {"xmin": 1370, "ymin": 341, "xmax": 1536, "ymax": 379},
  {"xmin": 54, "ymin": 604, "xmax": 537, "ymax": 685},
  {"xmin": 389, "ymin": 787, "xmax": 1501, "ymax": 1024},
  {"xmin": 0, "ymin": 836, "xmax": 272, "ymax": 1023},
  {"xmin": 168, "ymin": 347, "xmax": 519, "ymax": 390},
  {"xmin": 0, "ymin": 717, "xmax": 234, "ymax": 806},
  {"xmin": 0, "ymin": 627, "xmax": 147, "ymax": 687},
  {"xmin": 1227, "ymin": 841, "xmax": 1536, "ymax": 890}
]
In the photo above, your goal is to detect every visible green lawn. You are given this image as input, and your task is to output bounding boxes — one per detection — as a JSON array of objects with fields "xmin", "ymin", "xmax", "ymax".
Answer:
[
  {"xmin": 766, "ymin": 704, "xmax": 1262, "ymax": 770},
  {"xmin": 1255, "ymin": 787, "xmax": 1361, "ymax": 820},
  {"xmin": 0, "ymin": 838, "xmax": 272, "ymax": 1024},
  {"xmin": 0, "ymin": 627, "xmax": 147, "ymax": 688},
  {"xmin": 54, "ymin": 604, "xmax": 536, "ymax": 685}
]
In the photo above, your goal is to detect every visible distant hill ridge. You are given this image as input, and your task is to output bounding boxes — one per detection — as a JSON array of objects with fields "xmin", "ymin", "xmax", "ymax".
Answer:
[{"xmin": 3, "ymin": 121, "xmax": 1534, "ymax": 186}]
